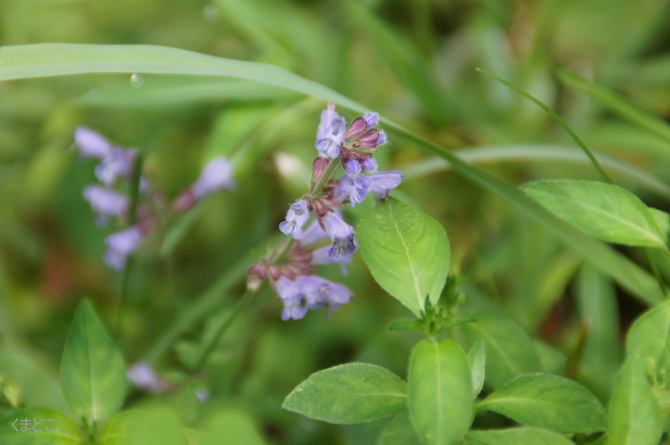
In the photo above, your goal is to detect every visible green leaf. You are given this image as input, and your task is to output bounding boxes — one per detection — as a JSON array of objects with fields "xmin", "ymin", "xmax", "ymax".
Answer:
[
  {"xmin": 358, "ymin": 198, "xmax": 450, "ymax": 316},
  {"xmin": 408, "ymin": 340, "xmax": 472, "ymax": 445},
  {"xmin": 462, "ymin": 312, "xmax": 543, "ymax": 389},
  {"xmin": 282, "ymin": 363, "xmax": 407, "ymax": 424},
  {"xmin": 201, "ymin": 408, "xmax": 267, "ymax": 445},
  {"xmin": 60, "ymin": 300, "xmax": 127, "ymax": 429},
  {"xmin": 465, "ymin": 427, "xmax": 575, "ymax": 445},
  {"xmin": 98, "ymin": 408, "xmax": 186, "ymax": 445},
  {"xmin": 608, "ymin": 357, "xmax": 662, "ymax": 445},
  {"xmin": 389, "ymin": 320, "xmax": 424, "ymax": 333},
  {"xmin": 522, "ymin": 180, "xmax": 667, "ymax": 249},
  {"xmin": 625, "ymin": 299, "xmax": 670, "ymax": 378},
  {"xmin": 467, "ymin": 342, "xmax": 486, "ymax": 398},
  {"xmin": 0, "ymin": 407, "xmax": 82, "ymax": 445},
  {"xmin": 377, "ymin": 412, "xmax": 419, "ymax": 445},
  {"xmin": 476, "ymin": 374, "xmax": 607, "ymax": 434}
]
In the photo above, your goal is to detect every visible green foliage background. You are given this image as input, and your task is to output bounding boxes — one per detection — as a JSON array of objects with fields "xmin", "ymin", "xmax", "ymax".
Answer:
[{"xmin": 1, "ymin": 0, "xmax": 670, "ymax": 443}]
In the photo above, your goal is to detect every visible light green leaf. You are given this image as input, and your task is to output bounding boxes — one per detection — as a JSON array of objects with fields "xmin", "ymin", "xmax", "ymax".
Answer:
[
  {"xmin": 465, "ymin": 427, "xmax": 575, "ymax": 445},
  {"xmin": 282, "ymin": 363, "xmax": 407, "ymax": 424},
  {"xmin": 467, "ymin": 342, "xmax": 486, "ymax": 398},
  {"xmin": 476, "ymin": 374, "xmax": 607, "ymax": 434},
  {"xmin": 625, "ymin": 299, "xmax": 670, "ymax": 382},
  {"xmin": 522, "ymin": 180, "xmax": 667, "ymax": 249},
  {"xmin": 358, "ymin": 198, "xmax": 450, "ymax": 316},
  {"xmin": 0, "ymin": 407, "xmax": 82, "ymax": 445},
  {"xmin": 201, "ymin": 408, "xmax": 267, "ymax": 445},
  {"xmin": 60, "ymin": 300, "xmax": 127, "ymax": 429},
  {"xmin": 408, "ymin": 340, "xmax": 472, "ymax": 445},
  {"xmin": 377, "ymin": 412, "xmax": 419, "ymax": 445},
  {"xmin": 608, "ymin": 357, "xmax": 662, "ymax": 445},
  {"xmin": 462, "ymin": 312, "xmax": 543, "ymax": 389},
  {"xmin": 98, "ymin": 408, "xmax": 185, "ymax": 445}
]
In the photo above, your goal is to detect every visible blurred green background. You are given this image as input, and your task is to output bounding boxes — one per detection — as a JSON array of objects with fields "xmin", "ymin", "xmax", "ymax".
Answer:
[{"xmin": 1, "ymin": 0, "xmax": 670, "ymax": 443}]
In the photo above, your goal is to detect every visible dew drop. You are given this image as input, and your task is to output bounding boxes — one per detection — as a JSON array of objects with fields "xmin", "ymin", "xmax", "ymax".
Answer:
[
  {"xmin": 130, "ymin": 73, "xmax": 144, "ymax": 88},
  {"xmin": 202, "ymin": 4, "xmax": 220, "ymax": 23}
]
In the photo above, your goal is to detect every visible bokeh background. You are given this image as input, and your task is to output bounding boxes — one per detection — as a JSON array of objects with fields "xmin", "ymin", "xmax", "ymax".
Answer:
[{"xmin": 1, "ymin": 0, "xmax": 670, "ymax": 443}]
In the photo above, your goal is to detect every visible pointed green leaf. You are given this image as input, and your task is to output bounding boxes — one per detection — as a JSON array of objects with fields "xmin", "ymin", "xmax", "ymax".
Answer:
[
  {"xmin": 465, "ymin": 427, "xmax": 575, "ymax": 445},
  {"xmin": 98, "ymin": 408, "xmax": 185, "ymax": 445},
  {"xmin": 625, "ymin": 299, "xmax": 670, "ymax": 378},
  {"xmin": 201, "ymin": 408, "xmax": 267, "ymax": 445},
  {"xmin": 522, "ymin": 180, "xmax": 667, "ymax": 249},
  {"xmin": 476, "ymin": 374, "xmax": 607, "ymax": 434},
  {"xmin": 467, "ymin": 342, "xmax": 486, "ymax": 398},
  {"xmin": 608, "ymin": 357, "xmax": 662, "ymax": 445},
  {"xmin": 358, "ymin": 198, "xmax": 450, "ymax": 316},
  {"xmin": 60, "ymin": 300, "xmax": 127, "ymax": 428},
  {"xmin": 408, "ymin": 340, "xmax": 472, "ymax": 445},
  {"xmin": 282, "ymin": 363, "xmax": 407, "ymax": 424},
  {"xmin": 462, "ymin": 312, "xmax": 543, "ymax": 389},
  {"xmin": 377, "ymin": 412, "xmax": 419, "ymax": 445},
  {"xmin": 0, "ymin": 407, "xmax": 82, "ymax": 445}
]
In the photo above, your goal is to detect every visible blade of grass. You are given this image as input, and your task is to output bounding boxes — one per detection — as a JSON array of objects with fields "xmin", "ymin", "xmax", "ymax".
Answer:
[
  {"xmin": 476, "ymin": 68, "xmax": 612, "ymax": 183},
  {"xmin": 558, "ymin": 68, "xmax": 670, "ymax": 143},
  {"xmin": 0, "ymin": 43, "xmax": 664, "ymax": 318}
]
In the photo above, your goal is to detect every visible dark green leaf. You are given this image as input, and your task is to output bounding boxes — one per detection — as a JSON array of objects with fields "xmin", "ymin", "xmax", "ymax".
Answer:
[
  {"xmin": 60, "ymin": 300, "xmax": 127, "ymax": 428},
  {"xmin": 282, "ymin": 363, "xmax": 407, "ymax": 424},
  {"xmin": 408, "ymin": 340, "xmax": 472, "ymax": 445},
  {"xmin": 476, "ymin": 374, "xmax": 607, "ymax": 434},
  {"xmin": 358, "ymin": 198, "xmax": 450, "ymax": 316}
]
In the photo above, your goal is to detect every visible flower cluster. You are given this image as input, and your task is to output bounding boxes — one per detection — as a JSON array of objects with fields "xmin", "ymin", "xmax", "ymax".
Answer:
[
  {"xmin": 248, "ymin": 103, "xmax": 402, "ymax": 320},
  {"xmin": 73, "ymin": 127, "xmax": 235, "ymax": 270}
]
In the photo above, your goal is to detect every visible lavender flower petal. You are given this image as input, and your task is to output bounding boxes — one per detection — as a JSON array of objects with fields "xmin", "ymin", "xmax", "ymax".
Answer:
[
  {"xmin": 95, "ymin": 147, "xmax": 136, "ymax": 186},
  {"xmin": 279, "ymin": 199, "xmax": 310, "ymax": 239},
  {"xmin": 73, "ymin": 127, "xmax": 114, "ymax": 159},
  {"xmin": 369, "ymin": 170, "xmax": 403, "ymax": 197},
  {"xmin": 83, "ymin": 186, "xmax": 129, "ymax": 222},
  {"xmin": 192, "ymin": 157, "xmax": 235, "ymax": 198},
  {"xmin": 315, "ymin": 107, "xmax": 346, "ymax": 158},
  {"xmin": 103, "ymin": 226, "xmax": 143, "ymax": 270}
]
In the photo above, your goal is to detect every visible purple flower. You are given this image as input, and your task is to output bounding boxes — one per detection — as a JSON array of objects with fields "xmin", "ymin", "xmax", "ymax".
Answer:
[
  {"xmin": 83, "ymin": 186, "xmax": 129, "ymax": 225},
  {"xmin": 311, "ymin": 245, "xmax": 351, "ymax": 276},
  {"xmin": 279, "ymin": 199, "xmax": 311, "ymax": 239},
  {"xmin": 127, "ymin": 362, "xmax": 166, "ymax": 393},
  {"xmin": 297, "ymin": 275, "xmax": 353, "ymax": 313},
  {"xmin": 376, "ymin": 130, "xmax": 387, "ymax": 146},
  {"xmin": 73, "ymin": 127, "xmax": 115, "ymax": 159},
  {"xmin": 335, "ymin": 174, "xmax": 371, "ymax": 207},
  {"xmin": 276, "ymin": 276, "xmax": 308, "ymax": 321},
  {"xmin": 343, "ymin": 159, "xmax": 361, "ymax": 177},
  {"xmin": 315, "ymin": 105, "xmax": 346, "ymax": 159},
  {"xmin": 95, "ymin": 147, "xmax": 137, "ymax": 186},
  {"xmin": 103, "ymin": 226, "xmax": 144, "ymax": 270},
  {"xmin": 363, "ymin": 113, "xmax": 379, "ymax": 127},
  {"xmin": 192, "ymin": 157, "xmax": 235, "ymax": 198},
  {"xmin": 369, "ymin": 170, "xmax": 403, "ymax": 198},
  {"xmin": 361, "ymin": 158, "xmax": 377, "ymax": 173},
  {"xmin": 321, "ymin": 212, "xmax": 357, "ymax": 258},
  {"xmin": 300, "ymin": 219, "xmax": 329, "ymax": 246}
]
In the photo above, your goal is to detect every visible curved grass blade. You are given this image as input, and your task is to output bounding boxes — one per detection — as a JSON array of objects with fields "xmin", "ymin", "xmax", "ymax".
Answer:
[{"xmin": 1, "ymin": 43, "xmax": 664, "ymax": 310}]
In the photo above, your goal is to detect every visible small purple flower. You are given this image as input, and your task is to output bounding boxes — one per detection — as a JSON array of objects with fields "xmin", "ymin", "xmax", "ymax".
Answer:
[
  {"xmin": 335, "ymin": 174, "xmax": 371, "ymax": 207},
  {"xmin": 315, "ymin": 104, "xmax": 346, "ymax": 159},
  {"xmin": 279, "ymin": 199, "xmax": 311, "ymax": 239},
  {"xmin": 343, "ymin": 159, "xmax": 361, "ymax": 177},
  {"xmin": 192, "ymin": 157, "xmax": 235, "ymax": 198},
  {"xmin": 297, "ymin": 275, "xmax": 353, "ymax": 313},
  {"xmin": 300, "ymin": 219, "xmax": 329, "ymax": 246},
  {"xmin": 73, "ymin": 127, "xmax": 114, "ymax": 159},
  {"xmin": 376, "ymin": 130, "xmax": 387, "ymax": 146},
  {"xmin": 95, "ymin": 147, "xmax": 137, "ymax": 186},
  {"xmin": 369, "ymin": 170, "xmax": 403, "ymax": 198},
  {"xmin": 83, "ymin": 186, "xmax": 129, "ymax": 225},
  {"xmin": 276, "ymin": 276, "xmax": 308, "ymax": 321},
  {"xmin": 311, "ymin": 245, "xmax": 351, "ymax": 276},
  {"xmin": 361, "ymin": 158, "xmax": 377, "ymax": 173},
  {"xmin": 127, "ymin": 362, "xmax": 166, "ymax": 393},
  {"xmin": 363, "ymin": 113, "xmax": 379, "ymax": 127},
  {"xmin": 103, "ymin": 226, "xmax": 144, "ymax": 270},
  {"xmin": 321, "ymin": 212, "xmax": 357, "ymax": 258}
]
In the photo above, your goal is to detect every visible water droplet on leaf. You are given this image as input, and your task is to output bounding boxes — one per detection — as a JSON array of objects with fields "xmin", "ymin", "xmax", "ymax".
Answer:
[{"xmin": 130, "ymin": 74, "xmax": 144, "ymax": 88}]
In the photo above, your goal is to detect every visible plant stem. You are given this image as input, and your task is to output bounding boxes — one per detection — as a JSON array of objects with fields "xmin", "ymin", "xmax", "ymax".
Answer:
[{"xmin": 192, "ymin": 289, "xmax": 259, "ymax": 373}]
